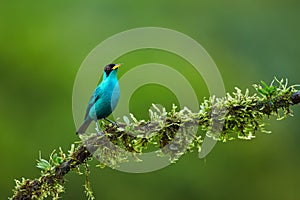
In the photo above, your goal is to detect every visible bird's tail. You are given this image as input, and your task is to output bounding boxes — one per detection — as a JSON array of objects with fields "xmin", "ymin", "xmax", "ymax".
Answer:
[{"xmin": 76, "ymin": 118, "xmax": 92, "ymax": 134}]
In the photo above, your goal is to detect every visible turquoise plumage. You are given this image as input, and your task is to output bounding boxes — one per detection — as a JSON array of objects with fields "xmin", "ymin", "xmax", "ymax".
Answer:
[{"xmin": 76, "ymin": 63, "xmax": 121, "ymax": 134}]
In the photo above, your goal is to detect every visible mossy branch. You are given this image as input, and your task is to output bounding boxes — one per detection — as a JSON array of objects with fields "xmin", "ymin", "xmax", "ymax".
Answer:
[{"xmin": 10, "ymin": 78, "xmax": 300, "ymax": 200}]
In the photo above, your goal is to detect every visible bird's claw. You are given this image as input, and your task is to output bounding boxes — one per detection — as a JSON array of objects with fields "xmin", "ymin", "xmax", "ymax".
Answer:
[
  {"xmin": 95, "ymin": 121, "xmax": 103, "ymax": 135},
  {"xmin": 111, "ymin": 122, "xmax": 119, "ymax": 127},
  {"xmin": 104, "ymin": 118, "xmax": 119, "ymax": 127}
]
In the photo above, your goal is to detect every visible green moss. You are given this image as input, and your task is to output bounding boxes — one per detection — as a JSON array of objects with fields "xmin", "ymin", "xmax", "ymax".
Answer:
[{"xmin": 11, "ymin": 78, "xmax": 300, "ymax": 200}]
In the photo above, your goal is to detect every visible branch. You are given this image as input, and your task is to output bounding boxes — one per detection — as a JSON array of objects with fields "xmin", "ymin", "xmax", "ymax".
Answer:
[{"xmin": 10, "ymin": 78, "xmax": 300, "ymax": 200}]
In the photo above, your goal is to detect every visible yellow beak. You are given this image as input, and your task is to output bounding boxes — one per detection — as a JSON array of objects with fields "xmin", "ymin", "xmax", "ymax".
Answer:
[{"xmin": 112, "ymin": 63, "xmax": 122, "ymax": 70}]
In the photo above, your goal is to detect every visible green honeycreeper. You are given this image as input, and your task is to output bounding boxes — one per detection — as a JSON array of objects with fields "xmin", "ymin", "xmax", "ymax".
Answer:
[{"xmin": 76, "ymin": 63, "xmax": 121, "ymax": 134}]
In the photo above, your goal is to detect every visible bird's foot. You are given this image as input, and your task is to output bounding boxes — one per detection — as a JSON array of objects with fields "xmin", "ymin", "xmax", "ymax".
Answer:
[
  {"xmin": 95, "ymin": 121, "xmax": 103, "ymax": 135},
  {"xmin": 95, "ymin": 127, "xmax": 102, "ymax": 134},
  {"xmin": 96, "ymin": 131, "xmax": 104, "ymax": 136},
  {"xmin": 111, "ymin": 122, "xmax": 119, "ymax": 127},
  {"xmin": 104, "ymin": 118, "xmax": 119, "ymax": 127}
]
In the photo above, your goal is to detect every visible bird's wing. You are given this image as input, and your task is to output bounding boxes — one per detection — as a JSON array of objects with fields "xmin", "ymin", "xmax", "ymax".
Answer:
[{"xmin": 84, "ymin": 86, "xmax": 104, "ymax": 120}]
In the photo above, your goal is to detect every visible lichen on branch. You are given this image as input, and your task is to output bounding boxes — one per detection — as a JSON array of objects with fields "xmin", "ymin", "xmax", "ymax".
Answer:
[{"xmin": 10, "ymin": 78, "xmax": 300, "ymax": 200}]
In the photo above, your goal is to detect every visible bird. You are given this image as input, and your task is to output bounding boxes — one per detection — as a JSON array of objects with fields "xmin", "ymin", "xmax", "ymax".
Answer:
[{"xmin": 76, "ymin": 63, "xmax": 122, "ymax": 134}]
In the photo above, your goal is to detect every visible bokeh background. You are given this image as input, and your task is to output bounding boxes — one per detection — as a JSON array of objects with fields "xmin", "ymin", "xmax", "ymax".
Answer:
[{"xmin": 1, "ymin": 0, "xmax": 300, "ymax": 199}]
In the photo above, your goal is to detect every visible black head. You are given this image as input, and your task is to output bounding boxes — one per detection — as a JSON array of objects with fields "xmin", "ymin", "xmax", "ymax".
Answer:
[{"xmin": 104, "ymin": 63, "xmax": 121, "ymax": 77}]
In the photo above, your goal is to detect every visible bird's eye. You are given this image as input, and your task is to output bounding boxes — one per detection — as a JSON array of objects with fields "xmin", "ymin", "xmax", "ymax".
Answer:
[{"xmin": 104, "ymin": 64, "xmax": 115, "ymax": 76}]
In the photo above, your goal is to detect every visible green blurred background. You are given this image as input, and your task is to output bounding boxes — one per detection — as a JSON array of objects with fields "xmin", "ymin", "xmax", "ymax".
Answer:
[{"xmin": 1, "ymin": 0, "xmax": 300, "ymax": 199}]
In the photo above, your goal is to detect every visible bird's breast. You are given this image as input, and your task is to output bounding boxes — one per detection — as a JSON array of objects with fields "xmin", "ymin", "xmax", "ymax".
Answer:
[{"xmin": 89, "ymin": 79, "xmax": 120, "ymax": 120}]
